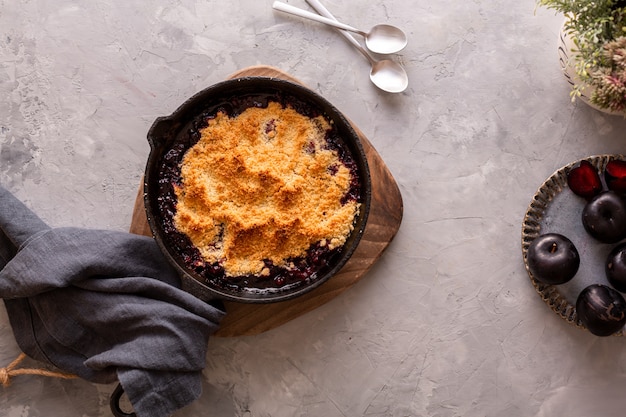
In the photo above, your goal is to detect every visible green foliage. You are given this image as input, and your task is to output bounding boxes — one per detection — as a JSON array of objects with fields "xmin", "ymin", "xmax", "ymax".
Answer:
[
  {"xmin": 537, "ymin": 0, "xmax": 626, "ymax": 111},
  {"xmin": 590, "ymin": 37, "xmax": 626, "ymax": 111}
]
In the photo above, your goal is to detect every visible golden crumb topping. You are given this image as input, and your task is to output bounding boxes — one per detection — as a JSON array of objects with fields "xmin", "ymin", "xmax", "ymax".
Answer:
[{"xmin": 173, "ymin": 101, "xmax": 359, "ymax": 276}]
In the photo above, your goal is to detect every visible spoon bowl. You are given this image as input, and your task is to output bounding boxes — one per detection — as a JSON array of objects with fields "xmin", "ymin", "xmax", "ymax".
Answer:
[
  {"xmin": 364, "ymin": 24, "xmax": 408, "ymax": 55},
  {"xmin": 273, "ymin": 1, "xmax": 407, "ymax": 55},
  {"xmin": 369, "ymin": 59, "xmax": 408, "ymax": 93}
]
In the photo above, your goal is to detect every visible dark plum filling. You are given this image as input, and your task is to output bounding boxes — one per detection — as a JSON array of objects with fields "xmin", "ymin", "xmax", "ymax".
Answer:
[{"xmin": 155, "ymin": 92, "xmax": 362, "ymax": 292}]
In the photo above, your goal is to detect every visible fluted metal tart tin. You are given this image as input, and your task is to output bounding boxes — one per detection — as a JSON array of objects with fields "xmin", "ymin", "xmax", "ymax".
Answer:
[{"xmin": 522, "ymin": 155, "xmax": 626, "ymax": 336}]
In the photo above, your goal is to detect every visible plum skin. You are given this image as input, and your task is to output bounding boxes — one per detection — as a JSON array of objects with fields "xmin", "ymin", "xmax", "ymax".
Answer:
[
  {"xmin": 576, "ymin": 284, "xmax": 626, "ymax": 337},
  {"xmin": 606, "ymin": 242, "xmax": 626, "ymax": 292},
  {"xmin": 582, "ymin": 191, "xmax": 626, "ymax": 244},
  {"xmin": 527, "ymin": 233, "xmax": 580, "ymax": 285}
]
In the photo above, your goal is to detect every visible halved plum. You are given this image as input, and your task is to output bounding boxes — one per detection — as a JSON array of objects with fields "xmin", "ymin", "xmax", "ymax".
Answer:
[
  {"xmin": 567, "ymin": 160, "xmax": 602, "ymax": 200},
  {"xmin": 605, "ymin": 159, "xmax": 626, "ymax": 194}
]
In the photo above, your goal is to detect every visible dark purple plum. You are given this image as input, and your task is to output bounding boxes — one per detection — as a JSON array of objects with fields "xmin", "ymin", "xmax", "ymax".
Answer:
[
  {"xmin": 576, "ymin": 284, "xmax": 626, "ymax": 336},
  {"xmin": 606, "ymin": 242, "xmax": 626, "ymax": 292},
  {"xmin": 582, "ymin": 191, "xmax": 626, "ymax": 243},
  {"xmin": 527, "ymin": 233, "xmax": 580, "ymax": 285}
]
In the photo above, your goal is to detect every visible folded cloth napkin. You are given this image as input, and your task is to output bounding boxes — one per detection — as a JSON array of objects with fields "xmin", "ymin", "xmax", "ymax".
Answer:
[{"xmin": 0, "ymin": 185, "xmax": 226, "ymax": 417}]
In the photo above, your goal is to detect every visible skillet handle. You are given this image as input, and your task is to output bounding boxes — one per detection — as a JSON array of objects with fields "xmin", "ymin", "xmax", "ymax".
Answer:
[
  {"xmin": 146, "ymin": 116, "xmax": 175, "ymax": 151},
  {"xmin": 110, "ymin": 383, "xmax": 137, "ymax": 417}
]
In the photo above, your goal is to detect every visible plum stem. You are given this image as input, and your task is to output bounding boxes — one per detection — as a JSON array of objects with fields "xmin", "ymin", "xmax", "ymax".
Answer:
[{"xmin": 550, "ymin": 242, "xmax": 558, "ymax": 254}]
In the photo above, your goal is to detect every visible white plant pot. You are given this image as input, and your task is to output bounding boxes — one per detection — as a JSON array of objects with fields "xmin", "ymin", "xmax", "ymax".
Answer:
[{"xmin": 557, "ymin": 22, "xmax": 624, "ymax": 116}]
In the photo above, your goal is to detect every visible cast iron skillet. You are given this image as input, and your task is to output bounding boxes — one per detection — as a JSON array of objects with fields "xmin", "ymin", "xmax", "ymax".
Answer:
[
  {"xmin": 112, "ymin": 77, "xmax": 371, "ymax": 416},
  {"xmin": 143, "ymin": 77, "xmax": 371, "ymax": 304}
]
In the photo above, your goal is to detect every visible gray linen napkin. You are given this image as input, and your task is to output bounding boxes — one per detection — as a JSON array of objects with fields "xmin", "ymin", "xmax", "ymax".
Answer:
[{"xmin": 0, "ymin": 185, "xmax": 225, "ymax": 417}]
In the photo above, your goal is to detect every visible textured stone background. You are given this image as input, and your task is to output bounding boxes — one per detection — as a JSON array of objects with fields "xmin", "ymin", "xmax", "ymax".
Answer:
[{"xmin": 2, "ymin": 1, "xmax": 626, "ymax": 416}]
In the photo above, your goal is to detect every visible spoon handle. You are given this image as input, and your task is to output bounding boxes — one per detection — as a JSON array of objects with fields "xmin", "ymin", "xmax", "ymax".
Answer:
[
  {"xmin": 304, "ymin": 0, "xmax": 373, "ymax": 63},
  {"xmin": 272, "ymin": 1, "xmax": 363, "ymax": 36}
]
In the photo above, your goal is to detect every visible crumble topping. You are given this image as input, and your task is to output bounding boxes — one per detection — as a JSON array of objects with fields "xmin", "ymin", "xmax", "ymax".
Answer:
[{"xmin": 173, "ymin": 101, "xmax": 360, "ymax": 277}]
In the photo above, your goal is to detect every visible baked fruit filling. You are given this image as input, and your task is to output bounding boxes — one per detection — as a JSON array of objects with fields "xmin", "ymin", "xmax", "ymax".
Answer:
[{"xmin": 156, "ymin": 94, "xmax": 362, "ymax": 292}]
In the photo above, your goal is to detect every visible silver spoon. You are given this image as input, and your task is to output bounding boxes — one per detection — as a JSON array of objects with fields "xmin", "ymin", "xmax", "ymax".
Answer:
[
  {"xmin": 303, "ymin": 0, "xmax": 408, "ymax": 93},
  {"xmin": 272, "ymin": 1, "xmax": 407, "ymax": 55}
]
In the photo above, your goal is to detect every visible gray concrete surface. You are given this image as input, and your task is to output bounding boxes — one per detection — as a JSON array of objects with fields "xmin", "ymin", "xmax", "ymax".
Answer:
[{"xmin": 2, "ymin": 1, "xmax": 626, "ymax": 416}]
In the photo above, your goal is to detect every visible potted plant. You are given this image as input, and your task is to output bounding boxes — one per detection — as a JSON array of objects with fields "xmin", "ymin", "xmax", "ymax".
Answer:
[{"xmin": 537, "ymin": 0, "xmax": 626, "ymax": 114}]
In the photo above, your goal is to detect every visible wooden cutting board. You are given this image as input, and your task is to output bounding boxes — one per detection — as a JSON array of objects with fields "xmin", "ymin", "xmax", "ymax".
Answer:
[{"xmin": 129, "ymin": 66, "xmax": 403, "ymax": 337}]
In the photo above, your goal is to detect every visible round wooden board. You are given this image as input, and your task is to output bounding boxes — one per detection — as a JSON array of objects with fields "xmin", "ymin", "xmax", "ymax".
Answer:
[{"xmin": 129, "ymin": 66, "xmax": 403, "ymax": 337}]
